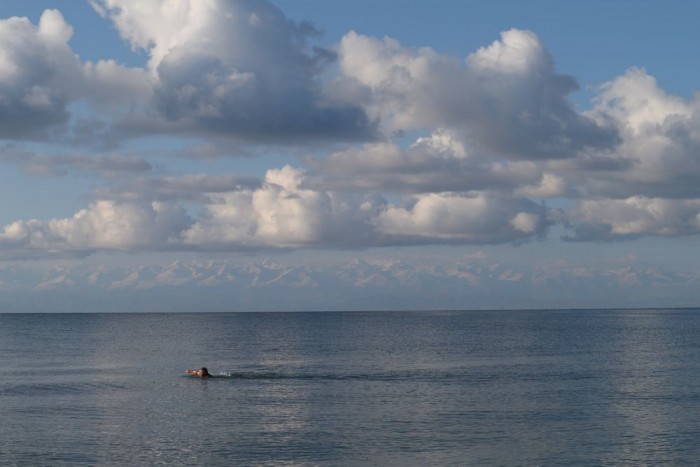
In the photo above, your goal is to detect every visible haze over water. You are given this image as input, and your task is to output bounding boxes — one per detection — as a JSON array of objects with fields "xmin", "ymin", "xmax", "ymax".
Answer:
[{"xmin": 2, "ymin": 309, "xmax": 699, "ymax": 465}]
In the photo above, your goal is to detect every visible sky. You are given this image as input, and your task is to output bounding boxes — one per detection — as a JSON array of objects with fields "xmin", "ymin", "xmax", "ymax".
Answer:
[{"xmin": 1, "ymin": 0, "xmax": 700, "ymax": 311}]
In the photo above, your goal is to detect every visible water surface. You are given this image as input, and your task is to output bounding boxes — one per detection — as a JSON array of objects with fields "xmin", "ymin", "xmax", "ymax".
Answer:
[{"xmin": 1, "ymin": 309, "xmax": 699, "ymax": 465}]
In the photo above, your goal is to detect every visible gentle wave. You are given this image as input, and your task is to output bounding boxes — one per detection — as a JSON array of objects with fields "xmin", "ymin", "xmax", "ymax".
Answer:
[
  {"xmin": 187, "ymin": 367, "xmax": 605, "ymax": 384},
  {"xmin": 205, "ymin": 369, "xmax": 465, "ymax": 381},
  {"xmin": 0, "ymin": 381, "xmax": 127, "ymax": 396}
]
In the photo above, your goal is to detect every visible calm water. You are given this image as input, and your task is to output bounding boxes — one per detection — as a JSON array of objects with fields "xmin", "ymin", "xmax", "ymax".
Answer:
[{"xmin": 1, "ymin": 309, "xmax": 700, "ymax": 465}]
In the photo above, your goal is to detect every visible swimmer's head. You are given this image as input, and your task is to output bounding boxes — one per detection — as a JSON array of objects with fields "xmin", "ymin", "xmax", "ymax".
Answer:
[{"xmin": 201, "ymin": 367, "xmax": 209, "ymax": 376}]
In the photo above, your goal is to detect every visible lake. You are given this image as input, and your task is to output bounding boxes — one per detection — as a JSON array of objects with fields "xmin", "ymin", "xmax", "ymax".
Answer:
[{"xmin": 1, "ymin": 309, "xmax": 699, "ymax": 465}]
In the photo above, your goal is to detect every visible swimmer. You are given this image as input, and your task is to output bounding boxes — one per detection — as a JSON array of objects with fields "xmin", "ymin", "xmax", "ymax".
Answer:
[{"xmin": 186, "ymin": 367, "xmax": 212, "ymax": 378}]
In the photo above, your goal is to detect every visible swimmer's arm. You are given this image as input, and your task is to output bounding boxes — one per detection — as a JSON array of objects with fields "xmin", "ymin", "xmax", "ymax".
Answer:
[{"xmin": 186, "ymin": 369, "xmax": 201, "ymax": 375}]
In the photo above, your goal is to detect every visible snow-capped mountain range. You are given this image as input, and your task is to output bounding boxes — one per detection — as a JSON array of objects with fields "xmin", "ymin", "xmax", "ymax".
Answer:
[{"xmin": 0, "ymin": 257, "xmax": 697, "ymax": 312}]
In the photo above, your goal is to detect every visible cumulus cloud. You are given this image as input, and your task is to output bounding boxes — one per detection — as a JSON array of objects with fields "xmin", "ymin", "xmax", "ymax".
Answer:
[
  {"xmin": 0, "ymin": 165, "xmax": 372, "ymax": 254},
  {"xmin": 562, "ymin": 68, "xmax": 700, "ymax": 200},
  {"xmin": 310, "ymin": 129, "xmax": 544, "ymax": 194},
  {"xmin": 337, "ymin": 29, "xmax": 618, "ymax": 159},
  {"xmin": 0, "ymin": 162, "xmax": 551, "ymax": 256},
  {"xmin": 182, "ymin": 165, "xmax": 358, "ymax": 249},
  {"xmin": 374, "ymin": 192, "xmax": 548, "ymax": 244},
  {"xmin": 182, "ymin": 165, "xmax": 549, "ymax": 249},
  {"xmin": 565, "ymin": 197, "xmax": 700, "ymax": 241},
  {"xmin": 93, "ymin": 0, "xmax": 375, "ymax": 141},
  {"xmin": 0, "ymin": 200, "xmax": 191, "ymax": 256},
  {"xmin": 0, "ymin": 10, "xmax": 74, "ymax": 138},
  {"xmin": 0, "ymin": 5, "xmax": 620, "ymax": 152},
  {"xmin": 0, "ymin": 7, "xmax": 151, "ymax": 144},
  {"xmin": 592, "ymin": 67, "xmax": 691, "ymax": 134},
  {"xmin": 546, "ymin": 68, "xmax": 700, "ymax": 240},
  {"xmin": 179, "ymin": 165, "xmax": 549, "ymax": 249},
  {"xmin": 7, "ymin": 1, "xmax": 700, "ymax": 254}
]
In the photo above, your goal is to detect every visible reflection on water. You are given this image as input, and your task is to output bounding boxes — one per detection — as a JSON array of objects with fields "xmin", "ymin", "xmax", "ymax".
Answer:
[
  {"xmin": 1, "ymin": 310, "xmax": 700, "ymax": 464},
  {"xmin": 597, "ymin": 311, "xmax": 700, "ymax": 464}
]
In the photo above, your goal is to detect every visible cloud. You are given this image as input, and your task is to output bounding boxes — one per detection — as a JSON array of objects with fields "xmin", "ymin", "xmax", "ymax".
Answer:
[
  {"xmin": 0, "ymin": 6, "xmax": 620, "ymax": 153},
  {"xmin": 0, "ymin": 162, "xmax": 551, "ymax": 256},
  {"xmin": 182, "ymin": 165, "xmax": 361, "ymax": 249},
  {"xmin": 592, "ymin": 67, "xmax": 690, "ymax": 134},
  {"xmin": 0, "ymin": 10, "xmax": 74, "ymax": 138},
  {"xmin": 92, "ymin": 173, "xmax": 262, "ymax": 204},
  {"xmin": 560, "ymin": 68, "xmax": 700, "ymax": 200},
  {"xmin": 337, "ymin": 29, "xmax": 618, "ymax": 159},
  {"xmin": 0, "ymin": 144, "xmax": 151, "ymax": 176},
  {"xmin": 565, "ymin": 197, "xmax": 700, "ymax": 241},
  {"xmin": 94, "ymin": 0, "xmax": 376, "ymax": 142},
  {"xmin": 184, "ymin": 165, "xmax": 549, "ymax": 249},
  {"xmin": 7, "ymin": 2, "xmax": 700, "ymax": 252},
  {"xmin": 0, "ymin": 165, "xmax": 376, "ymax": 255},
  {"xmin": 310, "ymin": 129, "xmax": 546, "ymax": 195},
  {"xmin": 373, "ymin": 192, "xmax": 548, "ymax": 244},
  {"xmin": 0, "ymin": 8, "xmax": 152, "ymax": 145},
  {"xmin": 79, "ymin": 59, "xmax": 153, "ymax": 113},
  {"xmin": 0, "ymin": 200, "xmax": 191, "ymax": 256},
  {"xmin": 547, "ymin": 68, "xmax": 700, "ymax": 240}
]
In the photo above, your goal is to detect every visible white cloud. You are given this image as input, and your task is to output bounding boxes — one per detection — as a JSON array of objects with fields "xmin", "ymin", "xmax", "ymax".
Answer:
[
  {"xmin": 0, "ymin": 10, "xmax": 75, "ymax": 138},
  {"xmin": 337, "ymin": 28, "xmax": 618, "ymax": 159},
  {"xmin": 311, "ymin": 130, "xmax": 543, "ymax": 194},
  {"xmin": 0, "ymin": 200, "xmax": 191, "ymax": 255},
  {"xmin": 516, "ymin": 173, "xmax": 567, "ymax": 198},
  {"xmin": 559, "ymin": 68, "xmax": 700, "ymax": 200},
  {"xmin": 7, "ymin": 2, "xmax": 700, "ymax": 253},
  {"xmin": 468, "ymin": 29, "xmax": 549, "ymax": 74},
  {"xmin": 511, "ymin": 212, "xmax": 540, "ymax": 234},
  {"xmin": 94, "ymin": 0, "xmax": 375, "ymax": 141},
  {"xmin": 0, "ymin": 8, "xmax": 152, "ymax": 144},
  {"xmin": 592, "ymin": 68, "xmax": 690, "ymax": 134},
  {"xmin": 183, "ymin": 165, "xmax": 340, "ymax": 248},
  {"xmin": 183, "ymin": 165, "xmax": 547, "ymax": 250},
  {"xmin": 373, "ymin": 192, "xmax": 547, "ymax": 243},
  {"xmin": 0, "ymin": 160, "xmax": 550, "ymax": 256},
  {"xmin": 566, "ymin": 197, "xmax": 700, "ymax": 240}
]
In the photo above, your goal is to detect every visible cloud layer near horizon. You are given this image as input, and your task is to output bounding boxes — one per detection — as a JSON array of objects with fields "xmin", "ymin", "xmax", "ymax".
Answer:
[{"xmin": 1, "ymin": 0, "xmax": 700, "ymax": 258}]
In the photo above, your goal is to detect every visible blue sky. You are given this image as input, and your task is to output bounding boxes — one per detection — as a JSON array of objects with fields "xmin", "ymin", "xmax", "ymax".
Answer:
[{"xmin": 1, "ymin": 0, "xmax": 700, "ymax": 311}]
